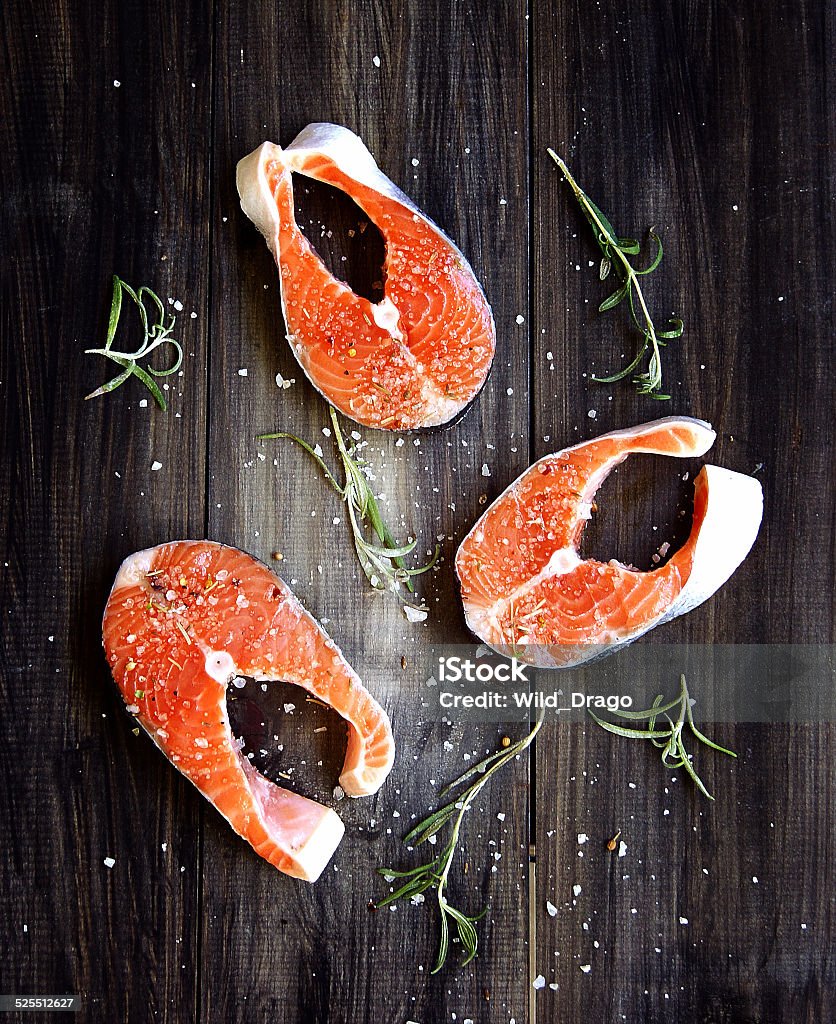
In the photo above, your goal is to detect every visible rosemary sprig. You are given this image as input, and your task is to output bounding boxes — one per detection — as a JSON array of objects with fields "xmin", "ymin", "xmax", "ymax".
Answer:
[
  {"xmin": 378, "ymin": 710, "xmax": 544, "ymax": 972},
  {"xmin": 547, "ymin": 150, "xmax": 684, "ymax": 400},
  {"xmin": 84, "ymin": 275, "xmax": 183, "ymax": 410},
  {"xmin": 259, "ymin": 406, "xmax": 439, "ymax": 610},
  {"xmin": 588, "ymin": 674, "xmax": 736, "ymax": 800}
]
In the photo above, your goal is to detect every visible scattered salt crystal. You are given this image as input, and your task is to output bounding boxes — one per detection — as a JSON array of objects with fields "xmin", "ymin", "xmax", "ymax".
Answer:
[
  {"xmin": 372, "ymin": 54, "xmax": 381, "ymax": 67},
  {"xmin": 237, "ymin": 368, "xmax": 248, "ymax": 376},
  {"xmin": 103, "ymin": 856, "xmax": 116, "ymax": 868},
  {"xmin": 283, "ymin": 703, "xmax": 296, "ymax": 714},
  {"xmin": 587, "ymin": 409, "xmax": 597, "ymax": 419},
  {"xmin": 232, "ymin": 677, "xmax": 246, "ymax": 688},
  {"xmin": 410, "ymin": 893, "xmax": 425, "ymax": 906},
  {"xmin": 573, "ymin": 884, "xmax": 582, "ymax": 896},
  {"xmin": 404, "ymin": 605, "xmax": 428, "ymax": 623},
  {"xmin": 138, "ymin": 399, "xmax": 148, "ymax": 409},
  {"xmin": 546, "ymin": 900, "xmax": 557, "ymax": 917},
  {"xmin": 190, "ymin": 312, "xmax": 197, "ymax": 319},
  {"xmin": 113, "ymin": 80, "xmax": 121, "ymax": 87},
  {"xmin": 618, "ymin": 840, "xmax": 628, "ymax": 858},
  {"xmin": 411, "ymin": 157, "xmax": 420, "ymax": 167},
  {"xmin": 506, "ymin": 387, "xmax": 514, "ymax": 396},
  {"xmin": 194, "ymin": 737, "xmax": 208, "ymax": 748},
  {"xmin": 497, "ymin": 812, "xmax": 505, "ymax": 821},
  {"xmin": 48, "ymin": 636, "xmax": 54, "ymax": 642},
  {"xmin": 532, "ymin": 975, "xmax": 546, "ymax": 990},
  {"xmin": 481, "ymin": 463, "xmax": 491, "ymax": 477},
  {"xmin": 679, "ymin": 916, "xmax": 689, "ymax": 925},
  {"xmin": 275, "ymin": 372, "xmax": 295, "ymax": 389},
  {"xmin": 752, "ymin": 876, "xmax": 759, "ymax": 884},
  {"xmin": 579, "ymin": 964, "xmax": 592, "ymax": 974},
  {"xmin": 515, "ymin": 314, "xmax": 525, "ymax": 324},
  {"xmin": 577, "ymin": 833, "xmax": 588, "ymax": 845},
  {"xmin": 151, "ymin": 461, "xmax": 162, "ymax": 471},
  {"xmin": 173, "ymin": 300, "xmax": 183, "ymax": 312},
  {"xmin": 333, "ymin": 785, "xmax": 345, "ymax": 801},
  {"xmin": 161, "ymin": 842, "xmax": 168, "ymax": 851}
]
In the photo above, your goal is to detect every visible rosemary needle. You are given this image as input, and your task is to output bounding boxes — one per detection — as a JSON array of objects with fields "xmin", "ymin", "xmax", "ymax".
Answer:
[
  {"xmin": 588, "ymin": 674, "xmax": 736, "ymax": 800},
  {"xmin": 84, "ymin": 275, "xmax": 183, "ymax": 410},
  {"xmin": 547, "ymin": 150, "xmax": 684, "ymax": 400},
  {"xmin": 378, "ymin": 709, "xmax": 544, "ymax": 972},
  {"xmin": 259, "ymin": 407, "xmax": 438, "ymax": 610}
]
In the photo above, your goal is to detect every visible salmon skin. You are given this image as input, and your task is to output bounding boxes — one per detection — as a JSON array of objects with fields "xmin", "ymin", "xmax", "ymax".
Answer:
[
  {"xmin": 456, "ymin": 417, "xmax": 764, "ymax": 668},
  {"xmin": 102, "ymin": 541, "xmax": 395, "ymax": 881},
  {"xmin": 236, "ymin": 123, "xmax": 496, "ymax": 430}
]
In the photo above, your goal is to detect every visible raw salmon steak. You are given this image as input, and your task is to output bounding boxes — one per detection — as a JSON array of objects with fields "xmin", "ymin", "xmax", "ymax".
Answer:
[
  {"xmin": 456, "ymin": 417, "xmax": 763, "ymax": 668},
  {"xmin": 102, "ymin": 541, "xmax": 395, "ymax": 881},
  {"xmin": 236, "ymin": 122, "xmax": 496, "ymax": 430}
]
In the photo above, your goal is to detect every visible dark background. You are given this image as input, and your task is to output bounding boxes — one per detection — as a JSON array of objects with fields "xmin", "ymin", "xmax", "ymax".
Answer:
[{"xmin": 1, "ymin": 0, "xmax": 833, "ymax": 1021}]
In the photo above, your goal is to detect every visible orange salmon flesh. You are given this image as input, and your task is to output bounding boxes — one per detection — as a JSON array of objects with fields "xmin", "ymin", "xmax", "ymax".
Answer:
[
  {"xmin": 237, "ymin": 123, "xmax": 496, "ymax": 430},
  {"xmin": 456, "ymin": 418, "xmax": 763, "ymax": 668},
  {"xmin": 102, "ymin": 541, "xmax": 394, "ymax": 881}
]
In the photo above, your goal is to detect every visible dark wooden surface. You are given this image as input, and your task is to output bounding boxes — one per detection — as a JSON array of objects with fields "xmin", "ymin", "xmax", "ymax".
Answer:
[{"xmin": 0, "ymin": 1, "xmax": 832, "ymax": 1022}]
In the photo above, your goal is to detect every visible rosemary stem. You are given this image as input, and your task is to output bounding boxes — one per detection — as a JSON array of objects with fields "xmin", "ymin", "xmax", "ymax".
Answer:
[{"xmin": 547, "ymin": 149, "xmax": 671, "ymax": 396}]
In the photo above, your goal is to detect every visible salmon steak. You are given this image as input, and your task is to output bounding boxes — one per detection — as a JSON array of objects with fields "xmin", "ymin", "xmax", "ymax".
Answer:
[
  {"xmin": 456, "ymin": 417, "xmax": 763, "ymax": 668},
  {"xmin": 236, "ymin": 122, "xmax": 496, "ymax": 430},
  {"xmin": 102, "ymin": 540, "xmax": 395, "ymax": 881}
]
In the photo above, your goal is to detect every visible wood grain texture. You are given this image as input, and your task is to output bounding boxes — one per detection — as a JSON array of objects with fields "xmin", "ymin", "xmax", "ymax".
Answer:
[
  {"xmin": 0, "ymin": 0, "xmax": 832, "ymax": 1022},
  {"xmin": 203, "ymin": 1, "xmax": 530, "ymax": 1021},
  {"xmin": 532, "ymin": 0, "xmax": 834, "ymax": 1019},
  {"xmin": 0, "ymin": 0, "xmax": 213, "ymax": 1020}
]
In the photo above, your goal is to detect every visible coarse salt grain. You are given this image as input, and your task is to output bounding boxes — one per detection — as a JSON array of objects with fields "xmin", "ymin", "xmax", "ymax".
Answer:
[
  {"xmin": 103, "ymin": 856, "xmax": 116, "ymax": 868},
  {"xmin": 151, "ymin": 461, "xmax": 162, "ymax": 471}
]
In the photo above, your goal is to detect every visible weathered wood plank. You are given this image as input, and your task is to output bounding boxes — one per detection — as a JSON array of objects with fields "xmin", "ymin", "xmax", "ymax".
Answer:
[
  {"xmin": 203, "ymin": 1, "xmax": 531, "ymax": 1021},
  {"xmin": 0, "ymin": 0, "xmax": 212, "ymax": 1020},
  {"xmin": 532, "ymin": 0, "xmax": 834, "ymax": 1019}
]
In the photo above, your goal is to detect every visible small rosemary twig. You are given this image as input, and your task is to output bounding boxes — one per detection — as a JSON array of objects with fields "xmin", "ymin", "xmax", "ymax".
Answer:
[
  {"xmin": 84, "ymin": 275, "xmax": 183, "ymax": 410},
  {"xmin": 378, "ymin": 710, "xmax": 544, "ymax": 972},
  {"xmin": 547, "ymin": 150, "xmax": 684, "ymax": 399},
  {"xmin": 259, "ymin": 407, "xmax": 438, "ymax": 612},
  {"xmin": 588, "ymin": 674, "xmax": 736, "ymax": 800}
]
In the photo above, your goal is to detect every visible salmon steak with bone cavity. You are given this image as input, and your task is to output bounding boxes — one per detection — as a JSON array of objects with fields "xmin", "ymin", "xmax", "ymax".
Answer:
[
  {"xmin": 456, "ymin": 417, "xmax": 763, "ymax": 668},
  {"xmin": 236, "ymin": 122, "xmax": 495, "ymax": 430},
  {"xmin": 102, "ymin": 541, "xmax": 395, "ymax": 881}
]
